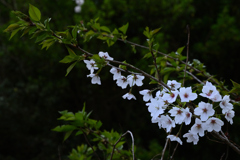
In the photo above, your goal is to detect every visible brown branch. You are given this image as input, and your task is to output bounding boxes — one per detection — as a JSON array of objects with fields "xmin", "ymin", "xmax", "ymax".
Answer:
[
  {"xmin": 161, "ymin": 138, "xmax": 169, "ymax": 160},
  {"xmin": 183, "ymin": 25, "xmax": 190, "ymax": 86},
  {"xmin": 118, "ymin": 38, "xmax": 233, "ymax": 95},
  {"xmin": 110, "ymin": 130, "xmax": 135, "ymax": 160},
  {"xmin": 212, "ymin": 131, "xmax": 240, "ymax": 155},
  {"xmin": 81, "ymin": 129, "xmax": 101, "ymax": 160},
  {"xmin": 169, "ymin": 142, "xmax": 179, "ymax": 160},
  {"xmin": 150, "ymin": 50, "xmax": 161, "ymax": 81}
]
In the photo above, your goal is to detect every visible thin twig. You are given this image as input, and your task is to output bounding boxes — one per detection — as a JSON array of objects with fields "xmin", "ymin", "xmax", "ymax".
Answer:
[
  {"xmin": 58, "ymin": 145, "xmax": 61, "ymax": 160},
  {"xmin": 170, "ymin": 143, "xmax": 179, "ymax": 160},
  {"xmin": 118, "ymin": 37, "xmax": 233, "ymax": 95},
  {"xmin": 212, "ymin": 131, "xmax": 240, "ymax": 155},
  {"xmin": 183, "ymin": 25, "xmax": 190, "ymax": 86},
  {"xmin": 110, "ymin": 130, "xmax": 135, "ymax": 160},
  {"xmin": 166, "ymin": 62, "xmax": 204, "ymax": 85},
  {"xmin": 81, "ymin": 129, "xmax": 101, "ymax": 160},
  {"xmin": 161, "ymin": 137, "xmax": 169, "ymax": 160},
  {"xmin": 150, "ymin": 50, "xmax": 161, "ymax": 81}
]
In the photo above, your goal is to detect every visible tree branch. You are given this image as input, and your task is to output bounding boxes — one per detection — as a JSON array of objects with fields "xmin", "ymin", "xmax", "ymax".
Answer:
[
  {"xmin": 212, "ymin": 131, "xmax": 240, "ymax": 155},
  {"xmin": 110, "ymin": 130, "xmax": 135, "ymax": 160},
  {"xmin": 183, "ymin": 25, "xmax": 190, "ymax": 86}
]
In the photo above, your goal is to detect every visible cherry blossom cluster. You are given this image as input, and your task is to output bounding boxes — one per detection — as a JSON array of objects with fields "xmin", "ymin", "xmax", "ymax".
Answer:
[
  {"xmin": 84, "ymin": 51, "xmax": 145, "ymax": 100},
  {"xmin": 140, "ymin": 80, "xmax": 235, "ymax": 145},
  {"xmin": 83, "ymin": 51, "xmax": 235, "ymax": 146}
]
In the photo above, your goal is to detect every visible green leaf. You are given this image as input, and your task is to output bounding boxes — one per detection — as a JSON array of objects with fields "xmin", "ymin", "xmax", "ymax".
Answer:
[
  {"xmin": 176, "ymin": 46, "xmax": 185, "ymax": 54},
  {"xmin": 63, "ymin": 131, "xmax": 73, "ymax": 141},
  {"xmin": 44, "ymin": 18, "xmax": 51, "ymax": 31},
  {"xmin": 3, "ymin": 24, "xmax": 20, "ymax": 32},
  {"xmin": 75, "ymin": 130, "xmax": 83, "ymax": 136},
  {"xmin": 40, "ymin": 39, "xmax": 55, "ymax": 50},
  {"xmin": 229, "ymin": 80, "xmax": 240, "ymax": 93},
  {"xmin": 150, "ymin": 28, "xmax": 161, "ymax": 36},
  {"xmin": 100, "ymin": 26, "xmax": 111, "ymax": 33},
  {"xmin": 72, "ymin": 26, "xmax": 78, "ymax": 39},
  {"xmin": 65, "ymin": 61, "xmax": 78, "ymax": 76},
  {"xmin": 66, "ymin": 47, "xmax": 76, "ymax": 56},
  {"xmin": 119, "ymin": 23, "xmax": 129, "ymax": 34},
  {"xmin": 35, "ymin": 32, "xmax": 50, "ymax": 43},
  {"xmin": 9, "ymin": 27, "xmax": 22, "ymax": 40},
  {"xmin": 52, "ymin": 125, "xmax": 77, "ymax": 132},
  {"xmin": 143, "ymin": 27, "xmax": 150, "ymax": 38},
  {"xmin": 29, "ymin": 4, "xmax": 41, "ymax": 21}
]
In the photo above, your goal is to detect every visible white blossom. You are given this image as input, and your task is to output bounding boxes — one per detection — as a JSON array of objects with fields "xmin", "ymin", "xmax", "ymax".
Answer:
[
  {"xmin": 83, "ymin": 59, "xmax": 98, "ymax": 73},
  {"xmin": 194, "ymin": 101, "xmax": 215, "ymax": 121},
  {"xmin": 168, "ymin": 107, "xmax": 186, "ymax": 124},
  {"xmin": 110, "ymin": 67, "xmax": 121, "ymax": 80},
  {"xmin": 74, "ymin": 5, "xmax": 81, "ymax": 13},
  {"xmin": 98, "ymin": 51, "xmax": 114, "ymax": 61},
  {"xmin": 160, "ymin": 115, "xmax": 176, "ymax": 133},
  {"xmin": 225, "ymin": 110, "xmax": 235, "ymax": 125},
  {"xmin": 179, "ymin": 87, "xmax": 197, "ymax": 102},
  {"xmin": 199, "ymin": 81, "xmax": 219, "ymax": 99},
  {"xmin": 183, "ymin": 131, "xmax": 199, "ymax": 145},
  {"xmin": 220, "ymin": 95, "xmax": 233, "ymax": 114},
  {"xmin": 205, "ymin": 117, "xmax": 224, "ymax": 132},
  {"xmin": 146, "ymin": 98, "xmax": 165, "ymax": 119},
  {"xmin": 167, "ymin": 80, "xmax": 181, "ymax": 90},
  {"xmin": 87, "ymin": 73, "xmax": 101, "ymax": 85},
  {"xmin": 122, "ymin": 93, "xmax": 136, "ymax": 100},
  {"xmin": 127, "ymin": 74, "xmax": 145, "ymax": 87},
  {"xmin": 167, "ymin": 135, "xmax": 182, "ymax": 145},
  {"xmin": 162, "ymin": 90, "xmax": 179, "ymax": 103},
  {"xmin": 183, "ymin": 107, "xmax": 192, "ymax": 125},
  {"xmin": 139, "ymin": 89, "xmax": 153, "ymax": 102},
  {"xmin": 116, "ymin": 76, "xmax": 128, "ymax": 89},
  {"xmin": 190, "ymin": 118, "xmax": 206, "ymax": 137}
]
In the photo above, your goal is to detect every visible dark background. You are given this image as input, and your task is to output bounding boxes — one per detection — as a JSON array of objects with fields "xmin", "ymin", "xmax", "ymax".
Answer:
[{"xmin": 1, "ymin": 0, "xmax": 240, "ymax": 159}]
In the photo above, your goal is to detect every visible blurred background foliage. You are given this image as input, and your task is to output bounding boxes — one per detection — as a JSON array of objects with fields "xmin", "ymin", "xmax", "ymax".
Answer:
[{"xmin": 1, "ymin": 0, "xmax": 240, "ymax": 159}]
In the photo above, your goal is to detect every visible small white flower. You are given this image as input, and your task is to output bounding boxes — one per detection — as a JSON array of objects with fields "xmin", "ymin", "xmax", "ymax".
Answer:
[
  {"xmin": 161, "ymin": 115, "xmax": 176, "ymax": 133},
  {"xmin": 74, "ymin": 5, "xmax": 81, "ymax": 13},
  {"xmin": 183, "ymin": 131, "xmax": 199, "ymax": 145},
  {"xmin": 162, "ymin": 91, "xmax": 179, "ymax": 103},
  {"xmin": 122, "ymin": 93, "xmax": 136, "ymax": 100},
  {"xmin": 155, "ymin": 88, "xmax": 167, "ymax": 100},
  {"xmin": 210, "ymin": 92, "xmax": 222, "ymax": 102},
  {"xmin": 225, "ymin": 110, "xmax": 235, "ymax": 125},
  {"xmin": 190, "ymin": 118, "xmax": 206, "ymax": 137},
  {"xmin": 179, "ymin": 87, "xmax": 198, "ymax": 102},
  {"xmin": 110, "ymin": 67, "xmax": 121, "ymax": 80},
  {"xmin": 146, "ymin": 98, "xmax": 165, "ymax": 119},
  {"xmin": 83, "ymin": 59, "xmax": 98, "ymax": 73},
  {"xmin": 116, "ymin": 76, "xmax": 128, "ymax": 89},
  {"xmin": 183, "ymin": 107, "xmax": 192, "ymax": 125},
  {"xmin": 151, "ymin": 116, "xmax": 162, "ymax": 124},
  {"xmin": 199, "ymin": 81, "xmax": 219, "ymax": 99},
  {"xmin": 168, "ymin": 107, "xmax": 186, "ymax": 124},
  {"xmin": 87, "ymin": 73, "xmax": 101, "ymax": 85},
  {"xmin": 127, "ymin": 74, "xmax": 145, "ymax": 87},
  {"xmin": 98, "ymin": 51, "xmax": 114, "ymax": 61},
  {"xmin": 139, "ymin": 89, "xmax": 153, "ymax": 102},
  {"xmin": 205, "ymin": 117, "xmax": 224, "ymax": 132},
  {"xmin": 167, "ymin": 80, "xmax": 181, "ymax": 90},
  {"xmin": 220, "ymin": 95, "xmax": 233, "ymax": 114},
  {"xmin": 75, "ymin": 0, "xmax": 84, "ymax": 5},
  {"xmin": 167, "ymin": 135, "xmax": 182, "ymax": 145},
  {"xmin": 194, "ymin": 101, "xmax": 215, "ymax": 121}
]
